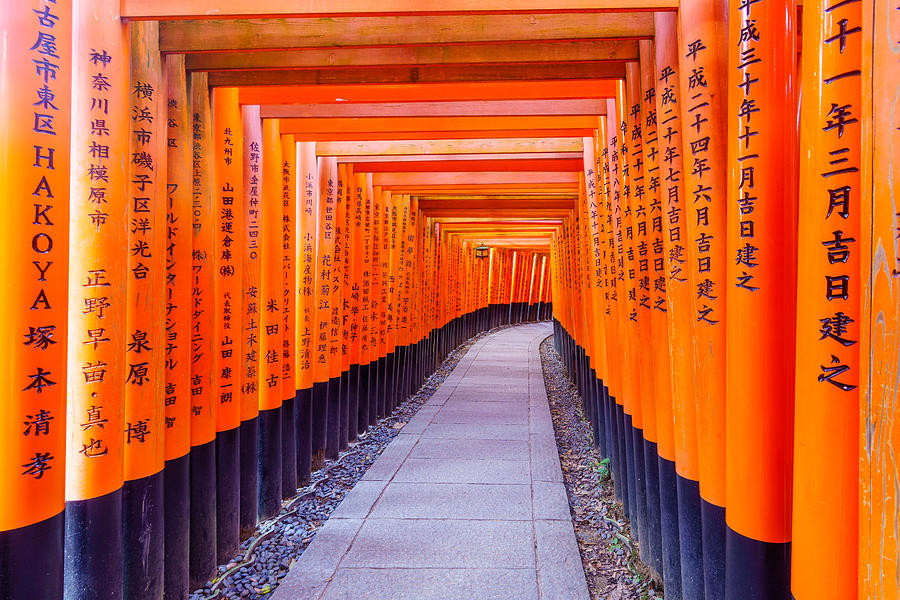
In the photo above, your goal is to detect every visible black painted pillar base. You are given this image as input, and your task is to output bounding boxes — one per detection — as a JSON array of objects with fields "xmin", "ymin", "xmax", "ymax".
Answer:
[
  {"xmin": 702, "ymin": 499, "xmax": 726, "ymax": 600},
  {"xmin": 623, "ymin": 413, "xmax": 636, "ymax": 525},
  {"xmin": 357, "ymin": 363, "xmax": 371, "ymax": 435},
  {"xmin": 725, "ymin": 526, "xmax": 790, "ymax": 600},
  {"xmin": 632, "ymin": 425, "xmax": 648, "ymax": 552},
  {"xmin": 164, "ymin": 453, "xmax": 191, "ymax": 600},
  {"xmin": 658, "ymin": 457, "xmax": 683, "ymax": 600},
  {"xmin": 215, "ymin": 427, "xmax": 240, "ymax": 563},
  {"xmin": 676, "ymin": 475, "xmax": 704, "ymax": 600},
  {"xmin": 295, "ymin": 388, "xmax": 313, "ymax": 486},
  {"xmin": 0, "ymin": 511, "xmax": 64, "ymax": 600},
  {"xmin": 258, "ymin": 406, "xmax": 282, "ymax": 520},
  {"xmin": 239, "ymin": 417, "xmax": 258, "ymax": 539},
  {"xmin": 347, "ymin": 364, "xmax": 360, "ymax": 442},
  {"xmin": 65, "ymin": 488, "xmax": 123, "ymax": 600},
  {"xmin": 339, "ymin": 370, "xmax": 350, "ymax": 452},
  {"xmin": 325, "ymin": 377, "xmax": 340, "ymax": 460},
  {"xmin": 189, "ymin": 439, "xmax": 216, "ymax": 589},
  {"xmin": 282, "ymin": 395, "xmax": 297, "ymax": 499},
  {"xmin": 123, "ymin": 471, "xmax": 164, "ymax": 599},
  {"xmin": 643, "ymin": 440, "xmax": 663, "ymax": 578},
  {"xmin": 311, "ymin": 380, "xmax": 327, "ymax": 471}
]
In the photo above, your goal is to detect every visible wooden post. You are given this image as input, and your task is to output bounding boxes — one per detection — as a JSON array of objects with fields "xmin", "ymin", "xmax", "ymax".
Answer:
[
  {"xmin": 296, "ymin": 141, "xmax": 317, "ymax": 483},
  {"xmin": 725, "ymin": 0, "xmax": 797, "ymax": 594},
  {"xmin": 677, "ymin": 0, "xmax": 730, "ymax": 593},
  {"xmin": 123, "ymin": 20, "xmax": 166, "ymax": 598},
  {"xmin": 791, "ymin": 0, "xmax": 862, "ymax": 595},
  {"xmin": 258, "ymin": 117, "xmax": 283, "ymax": 519},
  {"xmin": 211, "ymin": 86, "xmax": 244, "ymax": 562},
  {"xmin": 0, "ymin": 12, "xmax": 72, "ymax": 592},
  {"xmin": 605, "ymin": 98, "xmax": 632, "ymax": 517},
  {"xmin": 640, "ymin": 37, "xmax": 682, "ymax": 597},
  {"xmin": 350, "ymin": 172, "xmax": 366, "ymax": 436},
  {"xmin": 858, "ymin": 0, "xmax": 898, "ymax": 595},
  {"xmin": 654, "ymin": 10, "xmax": 701, "ymax": 599},
  {"xmin": 628, "ymin": 58, "xmax": 663, "ymax": 575},
  {"xmin": 164, "ymin": 51, "xmax": 192, "ymax": 599},
  {"xmin": 239, "ymin": 104, "xmax": 262, "ymax": 537},
  {"xmin": 313, "ymin": 157, "xmax": 337, "ymax": 463},
  {"xmin": 281, "ymin": 133, "xmax": 298, "ymax": 495},
  {"xmin": 332, "ymin": 164, "xmax": 347, "ymax": 452},
  {"xmin": 188, "ymin": 71, "xmax": 217, "ymax": 588},
  {"xmin": 340, "ymin": 165, "xmax": 357, "ymax": 444},
  {"xmin": 62, "ymin": 3, "xmax": 118, "ymax": 598}
]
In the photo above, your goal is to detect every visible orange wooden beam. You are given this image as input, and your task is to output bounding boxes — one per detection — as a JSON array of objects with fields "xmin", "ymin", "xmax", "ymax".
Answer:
[
  {"xmin": 350, "ymin": 159, "xmax": 583, "ymax": 172},
  {"xmin": 208, "ymin": 62, "xmax": 626, "ymax": 87},
  {"xmin": 159, "ymin": 14, "xmax": 654, "ymax": 52},
  {"xmin": 274, "ymin": 115, "xmax": 599, "ymax": 133},
  {"xmin": 240, "ymin": 81, "xmax": 617, "ymax": 104},
  {"xmin": 314, "ymin": 137, "xmax": 584, "ymax": 156},
  {"xmin": 337, "ymin": 153, "xmax": 583, "ymax": 163},
  {"xmin": 290, "ymin": 129, "xmax": 596, "ymax": 141},
  {"xmin": 187, "ymin": 40, "xmax": 639, "ymax": 71},
  {"xmin": 373, "ymin": 172, "xmax": 578, "ymax": 186},
  {"xmin": 261, "ymin": 100, "xmax": 607, "ymax": 119},
  {"xmin": 123, "ymin": 0, "xmax": 676, "ymax": 19}
]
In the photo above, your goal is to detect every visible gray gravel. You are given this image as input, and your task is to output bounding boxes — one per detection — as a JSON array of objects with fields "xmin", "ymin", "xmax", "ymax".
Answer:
[
  {"xmin": 189, "ymin": 327, "xmax": 509, "ymax": 600},
  {"xmin": 540, "ymin": 335, "xmax": 663, "ymax": 600}
]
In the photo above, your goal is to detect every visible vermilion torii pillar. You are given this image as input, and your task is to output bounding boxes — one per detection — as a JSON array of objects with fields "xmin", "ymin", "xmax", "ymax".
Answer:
[
  {"xmin": 725, "ymin": 0, "xmax": 798, "ymax": 595},
  {"xmin": 123, "ymin": 21, "xmax": 167, "ymax": 599},
  {"xmin": 678, "ymin": 0, "xmax": 730, "ymax": 594},
  {"xmin": 188, "ymin": 70, "xmax": 218, "ymax": 590},
  {"xmin": 296, "ymin": 141, "xmax": 317, "ymax": 485},
  {"xmin": 164, "ymin": 51, "xmax": 192, "ymax": 600},
  {"xmin": 65, "ymin": 2, "xmax": 123, "ymax": 599},
  {"xmin": 858, "ymin": 0, "xmax": 898, "ymax": 595},
  {"xmin": 258, "ymin": 117, "xmax": 283, "ymax": 520},
  {"xmin": 792, "ymin": 0, "xmax": 862, "ymax": 594},
  {"xmin": 281, "ymin": 132, "xmax": 298, "ymax": 495},
  {"xmin": 0, "ymin": 2, "xmax": 70, "ymax": 597},
  {"xmin": 239, "ymin": 103, "xmax": 262, "ymax": 536},
  {"xmin": 655, "ymin": 11, "xmax": 701, "ymax": 600}
]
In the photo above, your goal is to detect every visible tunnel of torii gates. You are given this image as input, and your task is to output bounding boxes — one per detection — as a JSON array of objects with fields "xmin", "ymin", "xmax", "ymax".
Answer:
[{"xmin": 0, "ymin": 0, "xmax": 897, "ymax": 599}]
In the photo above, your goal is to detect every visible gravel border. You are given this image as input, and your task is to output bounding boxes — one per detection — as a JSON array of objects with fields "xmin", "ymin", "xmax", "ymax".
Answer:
[
  {"xmin": 189, "ymin": 326, "xmax": 514, "ymax": 600},
  {"xmin": 540, "ymin": 335, "xmax": 663, "ymax": 600}
]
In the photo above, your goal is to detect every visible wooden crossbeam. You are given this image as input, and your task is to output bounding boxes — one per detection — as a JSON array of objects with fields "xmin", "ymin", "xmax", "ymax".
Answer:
[
  {"xmin": 123, "ymin": 0, "xmax": 676, "ymax": 19},
  {"xmin": 290, "ymin": 129, "xmax": 596, "ymax": 141},
  {"xmin": 421, "ymin": 209, "xmax": 570, "ymax": 218},
  {"xmin": 261, "ymin": 100, "xmax": 607, "ymax": 119},
  {"xmin": 350, "ymin": 159, "xmax": 583, "ymax": 172},
  {"xmin": 373, "ymin": 172, "xmax": 579, "ymax": 186},
  {"xmin": 417, "ymin": 198, "xmax": 575, "ymax": 209},
  {"xmin": 315, "ymin": 138, "xmax": 583, "ymax": 156},
  {"xmin": 240, "ymin": 81, "xmax": 617, "ymax": 104},
  {"xmin": 208, "ymin": 62, "xmax": 626, "ymax": 86},
  {"xmin": 272, "ymin": 115, "xmax": 598, "ymax": 134},
  {"xmin": 186, "ymin": 40, "xmax": 638, "ymax": 71},
  {"xmin": 159, "ymin": 14, "xmax": 654, "ymax": 53},
  {"xmin": 337, "ymin": 152, "xmax": 584, "ymax": 163}
]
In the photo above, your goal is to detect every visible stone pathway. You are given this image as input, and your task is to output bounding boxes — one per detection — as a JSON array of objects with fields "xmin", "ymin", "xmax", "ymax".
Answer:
[{"xmin": 272, "ymin": 323, "xmax": 589, "ymax": 600}]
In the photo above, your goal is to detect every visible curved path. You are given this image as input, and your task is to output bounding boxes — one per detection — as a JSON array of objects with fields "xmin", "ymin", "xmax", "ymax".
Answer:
[{"xmin": 273, "ymin": 323, "xmax": 589, "ymax": 600}]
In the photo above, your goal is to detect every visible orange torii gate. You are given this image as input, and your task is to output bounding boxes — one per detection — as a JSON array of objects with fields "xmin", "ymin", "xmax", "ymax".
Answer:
[{"xmin": 0, "ymin": 3, "xmax": 897, "ymax": 600}]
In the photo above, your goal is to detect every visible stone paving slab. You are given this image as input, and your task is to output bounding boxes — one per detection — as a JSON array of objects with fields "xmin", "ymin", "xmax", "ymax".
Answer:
[
  {"xmin": 420, "ymin": 422, "xmax": 531, "ymax": 440},
  {"xmin": 392, "ymin": 457, "xmax": 531, "ymax": 484},
  {"xmin": 273, "ymin": 323, "xmax": 589, "ymax": 600},
  {"xmin": 319, "ymin": 568, "xmax": 539, "ymax": 600},
  {"xmin": 408, "ymin": 438, "xmax": 530, "ymax": 461},
  {"xmin": 369, "ymin": 482, "xmax": 532, "ymax": 520},
  {"xmin": 341, "ymin": 519, "xmax": 536, "ymax": 569}
]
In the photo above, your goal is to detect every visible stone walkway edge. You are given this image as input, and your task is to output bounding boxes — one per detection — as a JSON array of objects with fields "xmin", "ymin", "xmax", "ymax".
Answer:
[{"xmin": 272, "ymin": 323, "xmax": 590, "ymax": 600}]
